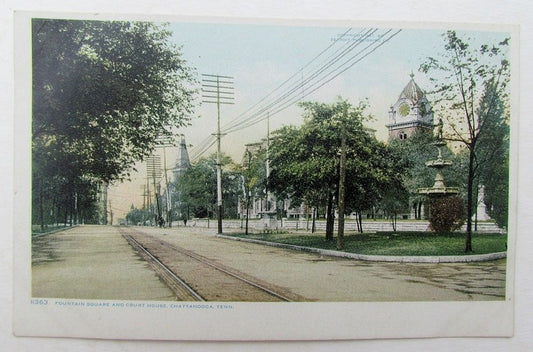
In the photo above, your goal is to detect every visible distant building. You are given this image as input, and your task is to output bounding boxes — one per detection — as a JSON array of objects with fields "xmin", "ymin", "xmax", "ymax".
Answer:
[
  {"xmin": 173, "ymin": 137, "xmax": 191, "ymax": 182},
  {"xmin": 386, "ymin": 73, "xmax": 434, "ymax": 141},
  {"xmin": 171, "ymin": 137, "xmax": 191, "ymax": 221},
  {"xmin": 237, "ymin": 140, "xmax": 277, "ymax": 220}
]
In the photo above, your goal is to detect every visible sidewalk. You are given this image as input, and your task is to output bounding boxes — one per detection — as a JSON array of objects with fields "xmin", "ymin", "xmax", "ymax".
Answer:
[
  {"xmin": 180, "ymin": 218, "xmax": 504, "ymax": 234},
  {"xmin": 32, "ymin": 225, "xmax": 175, "ymax": 300}
]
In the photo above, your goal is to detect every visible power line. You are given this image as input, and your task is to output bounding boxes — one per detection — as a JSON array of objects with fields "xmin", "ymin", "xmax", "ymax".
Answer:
[
  {"xmin": 223, "ymin": 28, "xmax": 382, "ymax": 133},
  {"xmin": 219, "ymin": 27, "xmax": 357, "ymax": 132},
  {"xmin": 189, "ymin": 28, "xmax": 356, "ymax": 162},
  {"xmin": 190, "ymin": 27, "xmax": 402, "ymax": 160},
  {"xmin": 225, "ymin": 29, "xmax": 402, "ymax": 134}
]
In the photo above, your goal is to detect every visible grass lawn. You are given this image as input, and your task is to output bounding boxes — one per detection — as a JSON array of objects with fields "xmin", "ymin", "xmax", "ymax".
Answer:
[{"xmin": 228, "ymin": 231, "xmax": 507, "ymax": 256}]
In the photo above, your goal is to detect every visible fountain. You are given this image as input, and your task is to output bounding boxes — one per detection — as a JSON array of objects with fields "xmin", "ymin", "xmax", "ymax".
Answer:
[{"xmin": 418, "ymin": 119, "xmax": 459, "ymax": 196}]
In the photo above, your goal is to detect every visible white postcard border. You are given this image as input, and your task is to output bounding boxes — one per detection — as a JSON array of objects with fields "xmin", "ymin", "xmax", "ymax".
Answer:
[{"xmin": 13, "ymin": 10, "xmax": 518, "ymax": 341}]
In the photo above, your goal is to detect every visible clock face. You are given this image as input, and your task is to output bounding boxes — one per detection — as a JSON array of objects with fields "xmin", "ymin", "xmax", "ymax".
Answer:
[{"xmin": 399, "ymin": 102, "xmax": 410, "ymax": 117}]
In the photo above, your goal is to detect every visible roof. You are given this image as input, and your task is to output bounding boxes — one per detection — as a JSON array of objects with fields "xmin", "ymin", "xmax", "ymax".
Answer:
[{"xmin": 399, "ymin": 73, "xmax": 425, "ymax": 104}]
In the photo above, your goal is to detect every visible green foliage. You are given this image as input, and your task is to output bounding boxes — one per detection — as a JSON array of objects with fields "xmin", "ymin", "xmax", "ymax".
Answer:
[
  {"xmin": 429, "ymin": 196, "xmax": 465, "ymax": 233},
  {"xmin": 125, "ymin": 207, "xmax": 151, "ymax": 225},
  {"xmin": 269, "ymin": 97, "xmax": 408, "ymax": 239},
  {"xmin": 388, "ymin": 131, "xmax": 465, "ymax": 207},
  {"xmin": 380, "ymin": 180, "xmax": 410, "ymax": 231},
  {"xmin": 32, "ymin": 19, "xmax": 196, "ymax": 227},
  {"xmin": 177, "ymin": 154, "xmax": 240, "ymax": 219},
  {"xmin": 241, "ymin": 145, "xmax": 267, "ymax": 199},
  {"xmin": 388, "ymin": 131, "xmax": 437, "ymax": 195},
  {"xmin": 476, "ymin": 86, "xmax": 510, "ymax": 228},
  {"xmin": 483, "ymin": 158, "xmax": 509, "ymax": 228},
  {"xmin": 177, "ymin": 157, "xmax": 217, "ymax": 218},
  {"xmin": 33, "ymin": 19, "xmax": 196, "ymax": 182}
]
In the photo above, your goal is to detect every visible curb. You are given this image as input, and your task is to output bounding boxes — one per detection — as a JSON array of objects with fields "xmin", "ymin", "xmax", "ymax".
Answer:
[
  {"xmin": 32, "ymin": 224, "xmax": 80, "ymax": 238},
  {"xmin": 215, "ymin": 234, "xmax": 507, "ymax": 263}
]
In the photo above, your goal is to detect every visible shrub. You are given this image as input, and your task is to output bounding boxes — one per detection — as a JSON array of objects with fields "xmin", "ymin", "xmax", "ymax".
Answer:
[{"xmin": 429, "ymin": 195, "xmax": 465, "ymax": 233}]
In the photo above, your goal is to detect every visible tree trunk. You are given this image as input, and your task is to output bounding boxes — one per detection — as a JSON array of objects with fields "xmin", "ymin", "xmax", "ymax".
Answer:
[
  {"xmin": 465, "ymin": 148, "xmax": 475, "ymax": 253},
  {"xmin": 326, "ymin": 192, "xmax": 334, "ymax": 241},
  {"xmin": 245, "ymin": 195, "xmax": 250, "ymax": 235},
  {"xmin": 39, "ymin": 182, "xmax": 44, "ymax": 232},
  {"xmin": 69, "ymin": 193, "xmax": 74, "ymax": 226},
  {"xmin": 474, "ymin": 184, "xmax": 479, "ymax": 232},
  {"xmin": 337, "ymin": 130, "xmax": 347, "ymax": 250},
  {"xmin": 56, "ymin": 201, "xmax": 60, "ymax": 226},
  {"xmin": 311, "ymin": 207, "xmax": 316, "ymax": 233}
]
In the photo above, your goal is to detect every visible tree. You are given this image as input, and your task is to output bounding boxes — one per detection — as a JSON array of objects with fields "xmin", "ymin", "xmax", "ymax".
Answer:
[
  {"xmin": 126, "ymin": 206, "xmax": 151, "ymax": 226},
  {"xmin": 270, "ymin": 99, "xmax": 371, "ymax": 243},
  {"xmin": 380, "ymin": 184, "xmax": 409, "ymax": 232},
  {"xmin": 475, "ymin": 86, "xmax": 510, "ymax": 228},
  {"xmin": 375, "ymin": 142, "xmax": 410, "ymax": 232},
  {"xmin": 270, "ymin": 98, "xmax": 406, "ymax": 248},
  {"xmin": 240, "ymin": 145, "xmax": 267, "ymax": 235},
  {"xmin": 177, "ymin": 154, "xmax": 240, "ymax": 220},
  {"xmin": 388, "ymin": 131, "xmax": 438, "ymax": 219},
  {"xmin": 177, "ymin": 157, "xmax": 217, "ymax": 219},
  {"xmin": 344, "ymin": 140, "xmax": 407, "ymax": 233},
  {"xmin": 420, "ymin": 31, "xmax": 510, "ymax": 252},
  {"xmin": 32, "ymin": 19, "xmax": 196, "ymax": 227}
]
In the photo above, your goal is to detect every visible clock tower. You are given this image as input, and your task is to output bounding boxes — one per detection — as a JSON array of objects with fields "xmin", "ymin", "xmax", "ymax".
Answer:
[{"xmin": 387, "ymin": 73, "xmax": 433, "ymax": 140}]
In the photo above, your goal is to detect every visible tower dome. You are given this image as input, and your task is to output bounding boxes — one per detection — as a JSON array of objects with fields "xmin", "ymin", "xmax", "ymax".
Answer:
[{"xmin": 399, "ymin": 73, "xmax": 425, "ymax": 103}]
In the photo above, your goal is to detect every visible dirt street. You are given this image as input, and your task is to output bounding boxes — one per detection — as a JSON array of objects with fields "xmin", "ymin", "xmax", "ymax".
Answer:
[
  {"xmin": 140, "ymin": 226, "xmax": 506, "ymax": 301},
  {"xmin": 32, "ymin": 225, "xmax": 506, "ymax": 301}
]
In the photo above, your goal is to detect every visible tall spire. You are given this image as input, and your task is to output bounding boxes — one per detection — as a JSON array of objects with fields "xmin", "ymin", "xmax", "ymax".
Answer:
[{"xmin": 173, "ymin": 137, "xmax": 191, "ymax": 182}]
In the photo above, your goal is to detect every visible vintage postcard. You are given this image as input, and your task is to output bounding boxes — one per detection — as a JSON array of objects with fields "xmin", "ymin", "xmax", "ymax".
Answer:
[{"xmin": 13, "ymin": 10, "xmax": 518, "ymax": 340}]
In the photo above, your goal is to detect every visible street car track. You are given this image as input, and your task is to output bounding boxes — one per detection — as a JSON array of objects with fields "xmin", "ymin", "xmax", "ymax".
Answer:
[
  {"xmin": 120, "ymin": 227, "xmax": 292, "ymax": 302},
  {"xmin": 122, "ymin": 232, "xmax": 205, "ymax": 301}
]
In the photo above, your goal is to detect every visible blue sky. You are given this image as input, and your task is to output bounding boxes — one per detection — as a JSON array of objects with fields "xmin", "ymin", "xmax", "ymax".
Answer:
[{"xmin": 166, "ymin": 20, "xmax": 510, "ymax": 159}]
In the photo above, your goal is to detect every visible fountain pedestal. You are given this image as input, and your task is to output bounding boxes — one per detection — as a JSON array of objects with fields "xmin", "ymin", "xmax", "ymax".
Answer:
[{"xmin": 418, "ymin": 140, "xmax": 459, "ymax": 197}]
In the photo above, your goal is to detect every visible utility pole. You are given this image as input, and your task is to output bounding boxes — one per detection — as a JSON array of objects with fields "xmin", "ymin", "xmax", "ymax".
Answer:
[
  {"xmin": 141, "ymin": 185, "xmax": 146, "ymax": 210},
  {"xmin": 337, "ymin": 126, "xmax": 347, "ymax": 250},
  {"xmin": 162, "ymin": 146, "xmax": 172, "ymax": 227},
  {"xmin": 147, "ymin": 155, "xmax": 162, "ymax": 227},
  {"xmin": 266, "ymin": 112, "xmax": 270, "ymax": 211},
  {"xmin": 155, "ymin": 137, "xmax": 174, "ymax": 228},
  {"xmin": 202, "ymin": 74, "xmax": 234, "ymax": 234},
  {"xmin": 146, "ymin": 178, "xmax": 152, "ymax": 223},
  {"xmin": 140, "ymin": 184, "xmax": 147, "ymax": 226}
]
